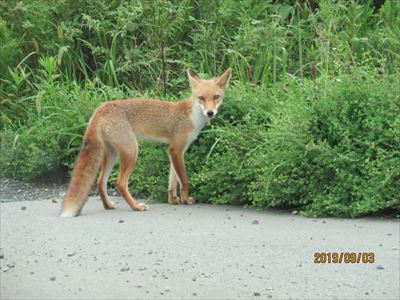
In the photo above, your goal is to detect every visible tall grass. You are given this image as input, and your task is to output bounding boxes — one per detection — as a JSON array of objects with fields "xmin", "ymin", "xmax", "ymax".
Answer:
[{"xmin": 2, "ymin": 0, "xmax": 398, "ymax": 94}]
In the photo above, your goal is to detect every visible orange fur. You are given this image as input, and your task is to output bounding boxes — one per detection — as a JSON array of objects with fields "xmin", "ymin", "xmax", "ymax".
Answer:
[{"xmin": 60, "ymin": 68, "xmax": 232, "ymax": 217}]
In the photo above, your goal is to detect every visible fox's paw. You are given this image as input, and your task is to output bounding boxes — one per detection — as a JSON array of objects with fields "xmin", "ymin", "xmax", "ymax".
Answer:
[
  {"xmin": 104, "ymin": 201, "xmax": 116, "ymax": 210},
  {"xmin": 182, "ymin": 197, "xmax": 194, "ymax": 205},
  {"xmin": 168, "ymin": 196, "xmax": 180, "ymax": 205},
  {"xmin": 135, "ymin": 202, "xmax": 149, "ymax": 211},
  {"xmin": 59, "ymin": 209, "xmax": 79, "ymax": 218}
]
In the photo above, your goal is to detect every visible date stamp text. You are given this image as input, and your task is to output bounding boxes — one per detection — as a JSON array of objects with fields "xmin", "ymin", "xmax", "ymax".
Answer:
[{"xmin": 314, "ymin": 252, "xmax": 375, "ymax": 264}]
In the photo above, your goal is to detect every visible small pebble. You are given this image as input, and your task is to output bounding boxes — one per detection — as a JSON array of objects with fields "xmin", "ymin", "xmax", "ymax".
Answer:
[
  {"xmin": 252, "ymin": 220, "xmax": 259, "ymax": 225},
  {"xmin": 253, "ymin": 292, "xmax": 261, "ymax": 297},
  {"xmin": 135, "ymin": 284, "xmax": 143, "ymax": 288},
  {"xmin": 291, "ymin": 210, "xmax": 298, "ymax": 215},
  {"xmin": 119, "ymin": 220, "xmax": 124, "ymax": 223},
  {"xmin": 0, "ymin": 254, "xmax": 4, "ymax": 259},
  {"xmin": 67, "ymin": 252, "xmax": 76, "ymax": 257},
  {"xmin": 120, "ymin": 267, "xmax": 130, "ymax": 272},
  {"xmin": 21, "ymin": 206, "xmax": 26, "ymax": 211},
  {"xmin": 322, "ymin": 220, "xmax": 326, "ymax": 224},
  {"xmin": 164, "ymin": 287, "xmax": 170, "ymax": 292},
  {"xmin": 376, "ymin": 265, "xmax": 384, "ymax": 270},
  {"xmin": 49, "ymin": 276, "xmax": 56, "ymax": 281}
]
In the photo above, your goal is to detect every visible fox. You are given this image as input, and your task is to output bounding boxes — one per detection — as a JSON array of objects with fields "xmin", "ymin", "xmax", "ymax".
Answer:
[{"xmin": 60, "ymin": 68, "xmax": 232, "ymax": 217}]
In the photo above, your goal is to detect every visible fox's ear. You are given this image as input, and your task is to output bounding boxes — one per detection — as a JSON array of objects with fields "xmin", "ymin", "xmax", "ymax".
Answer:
[
  {"xmin": 216, "ymin": 68, "xmax": 232, "ymax": 88},
  {"xmin": 187, "ymin": 69, "xmax": 201, "ymax": 86}
]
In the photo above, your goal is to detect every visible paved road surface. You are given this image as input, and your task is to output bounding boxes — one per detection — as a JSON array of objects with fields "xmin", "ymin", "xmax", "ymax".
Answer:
[{"xmin": 1, "ymin": 197, "xmax": 399, "ymax": 299}]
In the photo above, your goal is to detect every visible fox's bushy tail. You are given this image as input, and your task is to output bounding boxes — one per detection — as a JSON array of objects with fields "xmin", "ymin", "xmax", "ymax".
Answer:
[{"xmin": 60, "ymin": 135, "xmax": 103, "ymax": 217}]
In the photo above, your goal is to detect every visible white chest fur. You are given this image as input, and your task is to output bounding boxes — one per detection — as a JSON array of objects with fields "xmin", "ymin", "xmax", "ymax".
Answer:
[{"xmin": 186, "ymin": 102, "xmax": 208, "ymax": 150}]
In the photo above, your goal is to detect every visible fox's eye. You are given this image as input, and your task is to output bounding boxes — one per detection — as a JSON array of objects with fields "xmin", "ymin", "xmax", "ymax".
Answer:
[
  {"xmin": 198, "ymin": 96, "xmax": 205, "ymax": 102},
  {"xmin": 213, "ymin": 95, "xmax": 220, "ymax": 100}
]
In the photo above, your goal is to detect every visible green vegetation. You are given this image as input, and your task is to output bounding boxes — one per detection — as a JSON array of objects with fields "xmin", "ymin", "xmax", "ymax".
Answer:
[{"xmin": 1, "ymin": 0, "xmax": 399, "ymax": 217}]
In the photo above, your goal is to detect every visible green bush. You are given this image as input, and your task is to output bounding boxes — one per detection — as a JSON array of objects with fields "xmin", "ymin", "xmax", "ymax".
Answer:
[{"xmin": 258, "ymin": 71, "xmax": 399, "ymax": 217}]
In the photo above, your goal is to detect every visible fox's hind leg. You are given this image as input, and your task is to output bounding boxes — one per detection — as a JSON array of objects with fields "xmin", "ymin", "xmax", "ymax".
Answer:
[
  {"xmin": 112, "ymin": 132, "xmax": 148, "ymax": 211},
  {"xmin": 97, "ymin": 145, "xmax": 117, "ymax": 210},
  {"xmin": 168, "ymin": 163, "xmax": 180, "ymax": 204}
]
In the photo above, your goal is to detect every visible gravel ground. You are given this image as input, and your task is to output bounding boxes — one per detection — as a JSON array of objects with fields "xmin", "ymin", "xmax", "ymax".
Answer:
[
  {"xmin": 0, "ymin": 178, "xmax": 67, "ymax": 203},
  {"xmin": 0, "ymin": 179, "xmax": 399, "ymax": 299}
]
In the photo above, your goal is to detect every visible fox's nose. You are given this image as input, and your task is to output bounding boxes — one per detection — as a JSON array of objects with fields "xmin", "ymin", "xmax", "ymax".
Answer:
[{"xmin": 207, "ymin": 111, "xmax": 214, "ymax": 118}]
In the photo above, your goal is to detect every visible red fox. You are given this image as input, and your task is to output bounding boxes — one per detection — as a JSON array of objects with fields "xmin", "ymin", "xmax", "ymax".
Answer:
[{"xmin": 60, "ymin": 68, "xmax": 232, "ymax": 217}]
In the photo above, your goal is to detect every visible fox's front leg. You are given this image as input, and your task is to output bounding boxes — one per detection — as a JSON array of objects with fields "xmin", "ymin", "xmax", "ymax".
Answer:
[
  {"xmin": 167, "ymin": 145, "xmax": 194, "ymax": 205},
  {"xmin": 168, "ymin": 163, "xmax": 180, "ymax": 204}
]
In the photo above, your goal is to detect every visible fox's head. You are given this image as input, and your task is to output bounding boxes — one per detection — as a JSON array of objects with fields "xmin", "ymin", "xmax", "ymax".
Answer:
[{"xmin": 187, "ymin": 68, "xmax": 232, "ymax": 119}]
